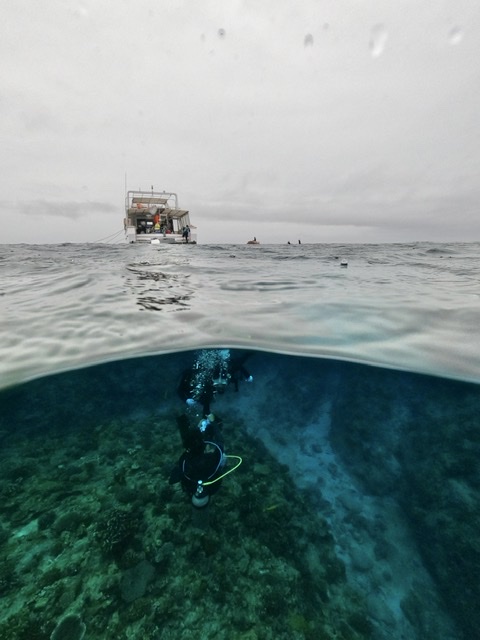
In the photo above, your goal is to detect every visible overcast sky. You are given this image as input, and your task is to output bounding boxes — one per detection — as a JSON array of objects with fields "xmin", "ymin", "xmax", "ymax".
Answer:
[{"xmin": 1, "ymin": 1, "xmax": 480, "ymax": 244}]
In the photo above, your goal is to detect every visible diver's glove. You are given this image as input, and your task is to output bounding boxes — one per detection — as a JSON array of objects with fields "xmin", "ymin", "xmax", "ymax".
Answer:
[{"xmin": 245, "ymin": 375, "xmax": 253, "ymax": 383}]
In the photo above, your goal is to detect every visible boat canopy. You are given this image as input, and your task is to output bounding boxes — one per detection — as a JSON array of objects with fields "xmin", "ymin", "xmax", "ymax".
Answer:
[
  {"xmin": 125, "ymin": 190, "xmax": 189, "ymax": 218},
  {"xmin": 132, "ymin": 196, "xmax": 169, "ymax": 205}
]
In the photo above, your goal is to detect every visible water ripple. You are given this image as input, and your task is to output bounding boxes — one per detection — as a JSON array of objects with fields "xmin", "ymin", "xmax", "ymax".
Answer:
[{"xmin": 1, "ymin": 242, "xmax": 480, "ymax": 388}]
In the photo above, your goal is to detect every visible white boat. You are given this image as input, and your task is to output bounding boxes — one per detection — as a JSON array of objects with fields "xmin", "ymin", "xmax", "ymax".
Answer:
[{"xmin": 124, "ymin": 189, "xmax": 197, "ymax": 244}]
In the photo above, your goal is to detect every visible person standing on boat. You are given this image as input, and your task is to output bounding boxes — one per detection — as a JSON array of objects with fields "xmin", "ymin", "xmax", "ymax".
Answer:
[{"xmin": 182, "ymin": 225, "xmax": 191, "ymax": 243}]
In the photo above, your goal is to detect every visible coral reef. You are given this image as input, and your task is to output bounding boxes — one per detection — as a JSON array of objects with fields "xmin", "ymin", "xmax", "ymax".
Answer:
[
  {"xmin": 0, "ymin": 394, "xmax": 370, "ymax": 640},
  {"xmin": 120, "ymin": 560, "xmax": 155, "ymax": 603},
  {"xmin": 50, "ymin": 614, "xmax": 86, "ymax": 640},
  {"xmin": 94, "ymin": 508, "xmax": 140, "ymax": 556}
]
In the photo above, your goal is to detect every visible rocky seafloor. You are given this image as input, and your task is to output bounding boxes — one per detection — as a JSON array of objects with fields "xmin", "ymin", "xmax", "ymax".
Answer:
[{"xmin": 0, "ymin": 393, "xmax": 371, "ymax": 639}]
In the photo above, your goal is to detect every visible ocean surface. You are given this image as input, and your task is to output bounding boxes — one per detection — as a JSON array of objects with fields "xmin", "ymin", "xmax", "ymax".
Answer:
[
  {"xmin": 1, "ymin": 241, "xmax": 480, "ymax": 388},
  {"xmin": 1, "ymin": 242, "xmax": 479, "ymax": 640}
]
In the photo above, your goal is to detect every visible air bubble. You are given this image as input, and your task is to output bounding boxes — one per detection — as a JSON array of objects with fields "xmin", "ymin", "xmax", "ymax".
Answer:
[
  {"xmin": 369, "ymin": 23, "xmax": 388, "ymax": 58},
  {"xmin": 448, "ymin": 26, "xmax": 463, "ymax": 45},
  {"xmin": 304, "ymin": 33, "xmax": 314, "ymax": 47}
]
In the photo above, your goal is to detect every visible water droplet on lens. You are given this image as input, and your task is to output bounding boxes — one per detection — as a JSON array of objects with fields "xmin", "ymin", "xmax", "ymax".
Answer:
[
  {"xmin": 218, "ymin": 28, "xmax": 226, "ymax": 39},
  {"xmin": 304, "ymin": 33, "xmax": 314, "ymax": 47},
  {"xmin": 369, "ymin": 23, "xmax": 388, "ymax": 57},
  {"xmin": 448, "ymin": 26, "xmax": 463, "ymax": 45},
  {"xmin": 74, "ymin": 1, "xmax": 88, "ymax": 17}
]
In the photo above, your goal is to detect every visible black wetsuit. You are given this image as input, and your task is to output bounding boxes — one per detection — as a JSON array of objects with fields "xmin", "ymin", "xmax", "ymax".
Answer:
[
  {"xmin": 169, "ymin": 417, "xmax": 224, "ymax": 497},
  {"xmin": 228, "ymin": 352, "xmax": 252, "ymax": 392},
  {"xmin": 177, "ymin": 369, "xmax": 215, "ymax": 415}
]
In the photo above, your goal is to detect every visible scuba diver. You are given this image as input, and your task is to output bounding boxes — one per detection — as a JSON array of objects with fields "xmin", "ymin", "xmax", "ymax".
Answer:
[
  {"xmin": 177, "ymin": 349, "xmax": 253, "ymax": 416},
  {"xmin": 169, "ymin": 411, "xmax": 242, "ymax": 527},
  {"xmin": 172, "ymin": 350, "xmax": 249, "ymax": 525},
  {"xmin": 169, "ymin": 412, "xmax": 225, "ymax": 507}
]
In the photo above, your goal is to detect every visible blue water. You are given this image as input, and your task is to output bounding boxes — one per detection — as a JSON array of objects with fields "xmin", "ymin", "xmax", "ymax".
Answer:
[{"xmin": 0, "ymin": 242, "xmax": 479, "ymax": 640}]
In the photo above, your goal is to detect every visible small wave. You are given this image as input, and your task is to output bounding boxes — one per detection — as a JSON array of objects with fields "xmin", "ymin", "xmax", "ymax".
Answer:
[{"xmin": 1, "ymin": 241, "xmax": 480, "ymax": 388}]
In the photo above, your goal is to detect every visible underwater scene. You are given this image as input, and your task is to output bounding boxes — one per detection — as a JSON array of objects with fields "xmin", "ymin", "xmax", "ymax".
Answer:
[{"xmin": 0, "ymin": 349, "xmax": 478, "ymax": 640}]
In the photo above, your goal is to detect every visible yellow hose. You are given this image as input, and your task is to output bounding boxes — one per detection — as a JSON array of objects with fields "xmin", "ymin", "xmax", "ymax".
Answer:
[{"xmin": 202, "ymin": 455, "xmax": 243, "ymax": 486}]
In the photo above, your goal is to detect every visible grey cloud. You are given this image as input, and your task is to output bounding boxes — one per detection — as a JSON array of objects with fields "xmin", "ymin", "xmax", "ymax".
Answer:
[
  {"xmin": 1, "ymin": 1, "xmax": 480, "ymax": 244},
  {"xmin": 10, "ymin": 201, "xmax": 117, "ymax": 220}
]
